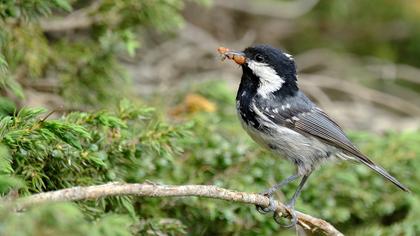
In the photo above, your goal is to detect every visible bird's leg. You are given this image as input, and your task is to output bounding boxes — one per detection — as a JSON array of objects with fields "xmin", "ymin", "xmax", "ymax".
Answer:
[
  {"xmin": 256, "ymin": 174, "xmax": 300, "ymax": 214},
  {"xmin": 274, "ymin": 172, "xmax": 312, "ymax": 227}
]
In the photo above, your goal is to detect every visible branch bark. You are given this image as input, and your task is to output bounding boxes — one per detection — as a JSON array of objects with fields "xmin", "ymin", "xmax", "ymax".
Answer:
[{"xmin": 15, "ymin": 182, "xmax": 343, "ymax": 236}]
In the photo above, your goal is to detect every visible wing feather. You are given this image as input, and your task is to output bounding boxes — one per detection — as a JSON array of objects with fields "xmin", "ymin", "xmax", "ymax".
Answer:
[
  {"xmin": 259, "ymin": 100, "xmax": 409, "ymax": 192},
  {"xmin": 294, "ymin": 108, "xmax": 372, "ymax": 163}
]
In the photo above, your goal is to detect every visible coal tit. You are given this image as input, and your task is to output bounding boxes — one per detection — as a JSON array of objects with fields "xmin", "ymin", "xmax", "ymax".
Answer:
[{"xmin": 218, "ymin": 45, "xmax": 409, "ymax": 226}]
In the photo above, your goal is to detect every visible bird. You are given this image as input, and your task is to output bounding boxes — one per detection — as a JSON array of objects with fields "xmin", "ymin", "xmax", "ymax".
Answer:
[{"xmin": 217, "ymin": 44, "xmax": 409, "ymax": 226}]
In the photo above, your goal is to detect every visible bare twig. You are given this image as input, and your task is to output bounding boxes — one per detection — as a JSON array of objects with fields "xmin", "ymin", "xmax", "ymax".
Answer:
[{"xmin": 15, "ymin": 182, "xmax": 343, "ymax": 236}]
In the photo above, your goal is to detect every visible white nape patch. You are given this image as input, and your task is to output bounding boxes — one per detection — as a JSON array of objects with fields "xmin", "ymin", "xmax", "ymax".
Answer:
[
  {"xmin": 247, "ymin": 60, "xmax": 284, "ymax": 98},
  {"xmin": 284, "ymin": 53, "xmax": 294, "ymax": 60}
]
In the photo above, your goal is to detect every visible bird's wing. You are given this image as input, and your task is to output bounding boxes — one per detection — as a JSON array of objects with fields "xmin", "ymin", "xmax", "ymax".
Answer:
[
  {"xmin": 259, "ymin": 102, "xmax": 409, "ymax": 192},
  {"xmin": 254, "ymin": 93, "xmax": 362, "ymax": 158},
  {"xmin": 262, "ymin": 103, "xmax": 370, "ymax": 162},
  {"xmin": 291, "ymin": 107, "xmax": 373, "ymax": 163}
]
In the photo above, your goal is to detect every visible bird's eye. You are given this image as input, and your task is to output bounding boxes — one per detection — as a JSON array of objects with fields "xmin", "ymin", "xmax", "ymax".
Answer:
[{"xmin": 255, "ymin": 54, "xmax": 264, "ymax": 62}]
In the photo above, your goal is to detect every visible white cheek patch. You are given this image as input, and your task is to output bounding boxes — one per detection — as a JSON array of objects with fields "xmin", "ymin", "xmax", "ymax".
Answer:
[{"xmin": 247, "ymin": 60, "xmax": 284, "ymax": 98}]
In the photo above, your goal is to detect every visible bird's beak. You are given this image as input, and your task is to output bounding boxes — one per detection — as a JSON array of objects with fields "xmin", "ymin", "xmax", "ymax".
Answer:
[{"xmin": 218, "ymin": 47, "xmax": 246, "ymax": 65}]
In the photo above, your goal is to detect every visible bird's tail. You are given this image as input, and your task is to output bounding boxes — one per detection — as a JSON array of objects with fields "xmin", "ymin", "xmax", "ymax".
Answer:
[{"xmin": 359, "ymin": 159, "xmax": 410, "ymax": 192}]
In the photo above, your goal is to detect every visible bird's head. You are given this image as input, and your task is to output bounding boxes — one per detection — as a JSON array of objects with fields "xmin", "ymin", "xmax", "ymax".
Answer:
[{"xmin": 218, "ymin": 45, "xmax": 298, "ymax": 97}]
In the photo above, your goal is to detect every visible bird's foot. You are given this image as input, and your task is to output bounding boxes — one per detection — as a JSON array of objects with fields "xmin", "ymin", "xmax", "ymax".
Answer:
[
  {"xmin": 255, "ymin": 191, "xmax": 277, "ymax": 214},
  {"xmin": 273, "ymin": 203, "xmax": 297, "ymax": 228}
]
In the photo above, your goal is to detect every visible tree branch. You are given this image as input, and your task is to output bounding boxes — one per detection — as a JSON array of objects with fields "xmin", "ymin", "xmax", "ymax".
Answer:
[{"xmin": 15, "ymin": 182, "xmax": 343, "ymax": 236}]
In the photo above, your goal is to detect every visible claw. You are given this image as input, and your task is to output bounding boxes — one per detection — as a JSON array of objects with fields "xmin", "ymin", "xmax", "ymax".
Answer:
[
  {"xmin": 255, "ymin": 192, "xmax": 277, "ymax": 214},
  {"xmin": 273, "ymin": 204, "xmax": 298, "ymax": 228},
  {"xmin": 256, "ymin": 205, "xmax": 271, "ymax": 214},
  {"xmin": 285, "ymin": 204, "xmax": 298, "ymax": 228},
  {"xmin": 253, "ymin": 174, "xmax": 307, "ymax": 227}
]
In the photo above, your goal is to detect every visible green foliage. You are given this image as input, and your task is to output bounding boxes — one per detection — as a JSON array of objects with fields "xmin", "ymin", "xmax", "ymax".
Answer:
[
  {"xmin": 289, "ymin": 0, "xmax": 420, "ymax": 66},
  {"xmin": 0, "ymin": 98, "xmax": 198, "ymax": 234},
  {"xmin": 0, "ymin": 0, "xmax": 419, "ymax": 235},
  {"xmin": 159, "ymin": 81, "xmax": 420, "ymax": 235},
  {"xmin": 0, "ymin": 203, "xmax": 132, "ymax": 236},
  {"xmin": 0, "ymin": 101, "xmax": 190, "ymax": 195},
  {"xmin": 0, "ymin": 0, "xmax": 198, "ymax": 107},
  {"xmin": 1, "ymin": 81, "xmax": 418, "ymax": 235},
  {"xmin": 0, "ymin": 175, "xmax": 25, "ymax": 194},
  {"xmin": 0, "ymin": 0, "xmax": 71, "ymax": 20}
]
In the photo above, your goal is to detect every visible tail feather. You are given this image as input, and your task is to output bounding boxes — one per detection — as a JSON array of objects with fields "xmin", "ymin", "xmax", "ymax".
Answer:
[{"xmin": 359, "ymin": 159, "xmax": 410, "ymax": 192}]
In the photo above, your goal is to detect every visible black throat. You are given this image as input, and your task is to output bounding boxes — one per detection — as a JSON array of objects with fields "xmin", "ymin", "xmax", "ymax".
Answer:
[
  {"xmin": 236, "ymin": 67, "xmax": 259, "ymax": 128},
  {"xmin": 236, "ymin": 66, "xmax": 298, "ymax": 129}
]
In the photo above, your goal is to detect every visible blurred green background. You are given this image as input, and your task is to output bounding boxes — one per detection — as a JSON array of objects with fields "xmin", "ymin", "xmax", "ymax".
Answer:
[{"xmin": 0, "ymin": 0, "xmax": 419, "ymax": 235}]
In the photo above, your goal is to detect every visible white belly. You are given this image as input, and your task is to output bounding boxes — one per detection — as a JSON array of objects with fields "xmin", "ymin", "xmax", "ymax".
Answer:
[{"xmin": 238, "ymin": 115, "xmax": 337, "ymax": 175}]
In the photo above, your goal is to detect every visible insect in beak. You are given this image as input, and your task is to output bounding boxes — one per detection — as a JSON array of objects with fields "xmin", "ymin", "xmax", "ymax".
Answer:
[{"xmin": 218, "ymin": 47, "xmax": 247, "ymax": 65}]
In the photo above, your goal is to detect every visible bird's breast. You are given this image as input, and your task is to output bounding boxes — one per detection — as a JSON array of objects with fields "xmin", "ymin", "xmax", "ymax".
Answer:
[
  {"xmin": 236, "ymin": 92, "xmax": 262, "ymax": 130},
  {"xmin": 235, "ymin": 95, "xmax": 336, "ymax": 175}
]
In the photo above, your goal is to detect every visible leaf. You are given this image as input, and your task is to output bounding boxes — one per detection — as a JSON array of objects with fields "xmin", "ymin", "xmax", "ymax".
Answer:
[
  {"xmin": 0, "ymin": 54, "xmax": 8, "ymax": 74},
  {"xmin": 0, "ymin": 144, "xmax": 12, "ymax": 174},
  {"xmin": 0, "ymin": 116, "xmax": 12, "ymax": 137},
  {"xmin": 42, "ymin": 120, "xmax": 91, "ymax": 149},
  {"xmin": 0, "ymin": 175, "xmax": 25, "ymax": 194},
  {"xmin": 17, "ymin": 107, "xmax": 47, "ymax": 121},
  {"xmin": 121, "ymin": 30, "xmax": 139, "ymax": 57},
  {"xmin": 53, "ymin": 0, "xmax": 72, "ymax": 12},
  {"xmin": 120, "ymin": 196, "xmax": 136, "ymax": 219},
  {"xmin": 0, "ymin": 76, "xmax": 25, "ymax": 99},
  {"xmin": 95, "ymin": 214, "xmax": 132, "ymax": 236},
  {"xmin": 87, "ymin": 154, "xmax": 107, "ymax": 168}
]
